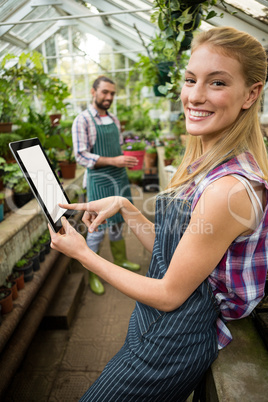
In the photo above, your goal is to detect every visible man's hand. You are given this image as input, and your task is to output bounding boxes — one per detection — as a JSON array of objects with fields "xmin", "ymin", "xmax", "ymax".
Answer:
[{"xmin": 112, "ymin": 155, "xmax": 138, "ymax": 168}]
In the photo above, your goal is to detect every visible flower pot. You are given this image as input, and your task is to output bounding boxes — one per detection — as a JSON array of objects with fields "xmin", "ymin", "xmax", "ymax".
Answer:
[
  {"xmin": 0, "ymin": 122, "xmax": 12, "ymax": 133},
  {"xmin": 0, "ymin": 288, "xmax": 13, "ymax": 314},
  {"xmin": 38, "ymin": 245, "xmax": 46, "ymax": 262},
  {"xmin": 14, "ymin": 260, "xmax": 34, "ymax": 282},
  {"xmin": 9, "ymin": 272, "xmax": 24, "ymax": 290},
  {"xmin": 59, "ymin": 161, "xmax": 76, "ymax": 179},
  {"xmin": 144, "ymin": 152, "xmax": 157, "ymax": 169},
  {"xmin": 49, "ymin": 113, "xmax": 62, "ymax": 126},
  {"xmin": 10, "ymin": 281, "xmax": 18, "ymax": 300},
  {"xmin": 14, "ymin": 191, "xmax": 33, "ymax": 208},
  {"xmin": 164, "ymin": 158, "xmax": 174, "ymax": 167},
  {"xmin": 123, "ymin": 150, "xmax": 145, "ymax": 170},
  {"xmin": 27, "ymin": 252, "xmax": 40, "ymax": 271}
]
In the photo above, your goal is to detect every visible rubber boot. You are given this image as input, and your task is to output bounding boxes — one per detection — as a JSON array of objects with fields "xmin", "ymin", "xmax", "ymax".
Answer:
[
  {"xmin": 88, "ymin": 271, "xmax": 105, "ymax": 295},
  {"xmin": 110, "ymin": 239, "xmax": 140, "ymax": 271}
]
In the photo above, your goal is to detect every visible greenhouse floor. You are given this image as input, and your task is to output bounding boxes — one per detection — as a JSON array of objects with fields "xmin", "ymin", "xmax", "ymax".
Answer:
[{"xmin": 3, "ymin": 189, "xmax": 170, "ymax": 402}]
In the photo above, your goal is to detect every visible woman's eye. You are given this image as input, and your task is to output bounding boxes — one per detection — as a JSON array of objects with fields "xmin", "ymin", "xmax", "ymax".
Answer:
[
  {"xmin": 185, "ymin": 78, "xmax": 195, "ymax": 84},
  {"xmin": 212, "ymin": 80, "xmax": 225, "ymax": 86}
]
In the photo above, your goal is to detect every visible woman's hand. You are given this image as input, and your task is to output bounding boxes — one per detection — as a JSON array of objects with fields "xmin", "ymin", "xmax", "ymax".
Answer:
[
  {"xmin": 59, "ymin": 196, "xmax": 126, "ymax": 233},
  {"xmin": 48, "ymin": 217, "xmax": 89, "ymax": 260}
]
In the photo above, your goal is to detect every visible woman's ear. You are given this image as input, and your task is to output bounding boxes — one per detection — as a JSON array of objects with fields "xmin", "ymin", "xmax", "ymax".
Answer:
[{"xmin": 242, "ymin": 82, "xmax": 263, "ymax": 110}]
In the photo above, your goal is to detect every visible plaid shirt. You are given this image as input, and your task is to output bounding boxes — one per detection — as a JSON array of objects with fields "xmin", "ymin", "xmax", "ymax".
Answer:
[
  {"xmin": 72, "ymin": 104, "xmax": 122, "ymax": 169},
  {"xmin": 191, "ymin": 152, "xmax": 268, "ymax": 349}
]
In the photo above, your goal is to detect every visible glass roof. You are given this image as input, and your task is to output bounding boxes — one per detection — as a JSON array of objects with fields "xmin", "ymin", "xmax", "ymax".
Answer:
[{"xmin": 0, "ymin": 0, "xmax": 267, "ymax": 62}]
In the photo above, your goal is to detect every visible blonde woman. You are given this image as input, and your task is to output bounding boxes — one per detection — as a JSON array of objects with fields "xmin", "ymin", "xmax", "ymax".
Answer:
[{"xmin": 49, "ymin": 27, "xmax": 268, "ymax": 401}]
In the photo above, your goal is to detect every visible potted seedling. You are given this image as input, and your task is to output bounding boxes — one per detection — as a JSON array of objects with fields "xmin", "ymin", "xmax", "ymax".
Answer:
[
  {"xmin": 14, "ymin": 258, "xmax": 33, "ymax": 282},
  {"xmin": 25, "ymin": 248, "xmax": 40, "ymax": 272},
  {"xmin": 0, "ymin": 287, "xmax": 13, "ymax": 314},
  {"xmin": 8, "ymin": 271, "xmax": 24, "ymax": 290},
  {"xmin": 3, "ymin": 279, "xmax": 18, "ymax": 300}
]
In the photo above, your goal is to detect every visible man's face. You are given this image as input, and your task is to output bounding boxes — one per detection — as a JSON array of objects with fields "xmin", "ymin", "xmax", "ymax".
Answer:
[{"xmin": 92, "ymin": 81, "xmax": 116, "ymax": 112}]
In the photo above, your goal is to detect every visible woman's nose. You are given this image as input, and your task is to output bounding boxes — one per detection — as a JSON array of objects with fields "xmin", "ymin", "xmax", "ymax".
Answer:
[{"xmin": 188, "ymin": 83, "xmax": 206, "ymax": 104}]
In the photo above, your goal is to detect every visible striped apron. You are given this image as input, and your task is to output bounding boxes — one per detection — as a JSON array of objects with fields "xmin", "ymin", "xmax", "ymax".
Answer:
[
  {"xmin": 87, "ymin": 112, "xmax": 132, "ymax": 228},
  {"xmin": 80, "ymin": 194, "xmax": 220, "ymax": 402}
]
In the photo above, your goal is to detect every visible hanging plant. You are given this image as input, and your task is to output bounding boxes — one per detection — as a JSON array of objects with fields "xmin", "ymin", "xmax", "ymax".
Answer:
[{"xmin": 131, "ymin": 1, "xmax": 232, "ymax": 100}]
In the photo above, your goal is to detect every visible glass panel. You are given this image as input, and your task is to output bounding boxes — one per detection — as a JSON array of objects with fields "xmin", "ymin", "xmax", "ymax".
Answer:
[
  {"xmin": 73, "ymin": 56, "xmax": 87, "ymax": 74},
  {"xmin": 85, "ymin": 58, "xmax": 99, "ymax": 74},
  {"xmin": 47, "ymin": 58, "xmax": 57, "ymax": 74},
  {"xmin": 114, "ymin": 54, "xmax": 125, "ymax": 70},
  {"xmin": 113, "ymin": 72, "xmax": 127, "ymax": 97},
  {"xmin": 59, "ymin": 57, "xmax": 72, "ymax": 75},
  {"xmin": 99, "ymin": 53, "xmax": 112, "ymax": 71},
  {"xmin": 74, "ymin": 74, "xmax": 87, "ymax": 98},
  {"xmin": 45, "ymin": 36, "xmax": 56, "ymax": 57},
  {"xmin": 57, "ymin": 27, "xmax": 69, "ymax": 56}
]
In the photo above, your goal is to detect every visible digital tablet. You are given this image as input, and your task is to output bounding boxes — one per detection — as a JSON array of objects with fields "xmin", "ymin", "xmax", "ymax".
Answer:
[{"xmin": 9, "ymin": 137, "xmax": 76, "ymax": 232}]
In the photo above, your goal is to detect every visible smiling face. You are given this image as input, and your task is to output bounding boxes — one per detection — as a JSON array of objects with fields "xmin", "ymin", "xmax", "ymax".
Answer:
[
  {"xmin": 91, "ymin": 81, "xmax": 116, "ymax": 114},
  {"xmin": 180, "ymin": 44, "xmax": 254, "ymax": 152}
]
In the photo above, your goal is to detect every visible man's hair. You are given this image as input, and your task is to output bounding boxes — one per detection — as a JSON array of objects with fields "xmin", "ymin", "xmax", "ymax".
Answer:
[{"xmin": 92, "ymin": 75, "xmax": 115, "ymax": 90}]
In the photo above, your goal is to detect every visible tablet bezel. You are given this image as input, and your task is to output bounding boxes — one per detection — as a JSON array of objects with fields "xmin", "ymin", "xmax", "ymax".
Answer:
[{"xmin": 9, "ymin": 137, "xmax": 75, "ymax": 232}]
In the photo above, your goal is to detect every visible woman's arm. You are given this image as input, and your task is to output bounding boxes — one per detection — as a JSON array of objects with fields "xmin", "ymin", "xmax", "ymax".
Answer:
[{"xmin": 51, "ymin": 176, "xmax": 255, "ymax": 312}]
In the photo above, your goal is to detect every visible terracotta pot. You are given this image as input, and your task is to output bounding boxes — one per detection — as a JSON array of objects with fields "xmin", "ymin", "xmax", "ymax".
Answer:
[
  {"xmin": 0, "ymin": 122, "xmax": 12, "ymax": 133},
  {"xmin": 59, "ymin": 161, "xmax": 76, "ymax": 179},
  {"xmin": 9, "ymin": 272, "xmax": 24, "ymax": 291},
  {"xmin": 164, "ymin": 158, "xmax": 174, "ymax": 167},
  {"xmin": 123, "ymin": 150, "xmax": 145, "ymax": 170},
  {"xmin": 49, "ymin": 113, "xmax": 62, "ymax": 126},
  {"xmin": 0, "ymin": 288, "xmax": 13, "ymax": 314},
  {"xmin": 144, "ymin": 152, "xmax": 157, "ymax": 169},
  {"xmin": 10, "ymin": 281, "xmax": 18, "ymax": 300}
]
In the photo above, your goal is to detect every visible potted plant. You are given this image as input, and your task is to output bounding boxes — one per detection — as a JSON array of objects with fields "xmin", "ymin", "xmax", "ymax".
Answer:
[
  {"xmin": 42, "ymin": 76, "xmax": 70, "ymax": 126},
  {"xmin": 33, "ymin": 243, "xmax": 46, "ymax": 263},
  {"xmin": 117, "ymin": 104, "xmax": 134, "ymax": 132},
  {"xmin": 38, "ymin": 230, "xmax": 51, "ymax": 255},
  {"xmin": 0, "ymin": 287, "xmax": 13, "ymax": 314},
  {"xmin": 8, "ymin": 271, "xmax": 24, "ymax": 291},
  {"xmin": 25, "ymin": 248, "xmax": 40, "ymax": 272},
  {"xmin": 44, "ymin": 121, "xmax": 76, "ymax": 179},
  {"xmin": 3, "ymin": 279, "xmax": 18, "ymax": 300},
  {"xmin": 122, "ymin": 138, "xmax": 146, "ymax": 170},
  {"xmin": 144, "ymin": 145, "xmax": 158, "ymax": 169},
  {"xmin": 0, "ymin": 133, "xmax": 22, "ymax": 162},
  {"xmin": 2, "ymin": 163, "xmax": 33, "ymax": 208},
  {"xmin": 126, "ymin": 169, "xmax": 144, "ymax": 186},
  {"xmin": 14, "ymin": 258, "xmax": 34, "ymax": 282}
]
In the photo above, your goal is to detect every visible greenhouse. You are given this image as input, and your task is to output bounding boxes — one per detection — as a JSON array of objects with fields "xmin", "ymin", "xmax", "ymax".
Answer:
[{"xmin": 0, "ymin": 0, "xmax": 268, "ymax": 400}]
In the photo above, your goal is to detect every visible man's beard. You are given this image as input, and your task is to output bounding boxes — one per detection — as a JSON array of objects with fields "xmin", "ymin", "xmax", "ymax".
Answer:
[{"xmin": 95, "ymin": 99, "xmax": 111, "ymax": 111}]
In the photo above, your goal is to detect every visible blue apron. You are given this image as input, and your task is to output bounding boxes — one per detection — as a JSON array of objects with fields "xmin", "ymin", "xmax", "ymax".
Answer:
[
  {"xmin": 80, "ymin": 193, "xmax": 220, "ymax": 402},
  {"xmin": 87, "ymin": 111, "xmax": 132, "ymax": 228}
]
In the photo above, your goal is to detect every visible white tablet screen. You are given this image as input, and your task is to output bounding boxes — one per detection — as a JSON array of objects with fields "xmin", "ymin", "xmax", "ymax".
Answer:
[{"xmin": 17, "ymin": 144, "xmax": 68, "ymax": 223}]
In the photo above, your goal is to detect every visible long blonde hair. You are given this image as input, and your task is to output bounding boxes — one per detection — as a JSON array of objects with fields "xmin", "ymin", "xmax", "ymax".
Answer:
[{"xmin": 168, "ymin": 26, "xmax": 268, "ymax": 195}]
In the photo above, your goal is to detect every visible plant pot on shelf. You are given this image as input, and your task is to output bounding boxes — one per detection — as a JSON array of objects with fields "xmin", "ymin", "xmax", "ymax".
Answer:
[
  {"xmin": 59, "ymin": 161, "xmax": 76, "ymax": 179},
  {"xmin": 13, "ymin": 259, "xmax": 34, "ymax": 282},
  {"xmin": 164, "ymin": 158, "xmax": 174, "ymax": 167},
  {"xmin": 13, "ymin": 191, "xmax": 33, "ymax": 208},
  {"xmin": 8, "ymin": 281, "xmax": 18, "ymax": 300},
  {"xmin": 144, "ymin": 151, "xmax": 157, "ymax": 169},
  {"xmin": 25, "ymin": 249, "xmax": 40, "ymax": 272},
  {"xmin": 0, "ymin": 288, "xmax": 13, "ymax": 314},
  {"xmin": 123, "ymin": 150, "xmax": 145, "ymax": 171},
  {"xmin": 0, "ymin": 122, "xmax": 12, "ymax": 133},
  {"xmin": 8, "ymin": 272, "xmax": 24, "ymax": 291},
  {"xmin": 49, "ymin": 113, "xmax": 62, "ymax": 127}
]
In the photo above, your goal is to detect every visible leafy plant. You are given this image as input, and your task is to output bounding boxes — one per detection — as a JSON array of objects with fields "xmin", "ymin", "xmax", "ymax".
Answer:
[
  {"xmin": 0, "ymin": 133, "xmax": 22, "ymax": 160},
  {"xmin": 131, "ymin": 0, "xmax": 230, "ymax": 99},
  {"xmin": 2, "ymin": 163, "xmax": 30, "ymax": 194},
  {"xmin": 146, "ymin": 146, "xmax": 157, "ymax": 154},
  {"xmin": 42, "ymin": 77, "xmax": 70, "ymax": 114},
  {"xmin": 122, "ymin": 139, "xmax": 146, "ymax": 151},
  {"xmin": 126, "ymin": 169, "xmax": 143, "ymax": 184},
  {"xmin": 15, "ymin": 259, "xmax": 28, "ymax": 268},
  {"xmin": 15, "ymin": 121, "xmax": 46, "ymax": 145}
]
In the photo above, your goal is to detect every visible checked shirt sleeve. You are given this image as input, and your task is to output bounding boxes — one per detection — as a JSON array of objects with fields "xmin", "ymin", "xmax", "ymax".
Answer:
[{"xmin": 72, "ymin": 112, "xmax": 100, "ymax": 169}]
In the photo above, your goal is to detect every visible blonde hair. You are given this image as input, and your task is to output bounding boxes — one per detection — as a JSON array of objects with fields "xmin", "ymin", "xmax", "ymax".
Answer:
[{"xmin": 168, "ymin": 26, "xmax": 268, "ymax": 195}]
